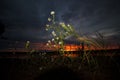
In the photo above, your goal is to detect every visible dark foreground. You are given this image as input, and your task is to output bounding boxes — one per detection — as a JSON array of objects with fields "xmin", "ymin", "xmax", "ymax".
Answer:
[{"xmin": 0, "ymin": 51, "xmax": 120, "ymax": 80}]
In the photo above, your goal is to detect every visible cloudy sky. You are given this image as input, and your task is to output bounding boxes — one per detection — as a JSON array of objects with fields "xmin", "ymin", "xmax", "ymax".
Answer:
[{"xmin": 0, "ymin": 0, "xmax": 120, "ymax": 49}]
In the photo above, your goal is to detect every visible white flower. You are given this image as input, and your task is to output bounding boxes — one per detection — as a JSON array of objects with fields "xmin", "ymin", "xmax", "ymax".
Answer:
[
  {"xmin": 66, "ymin": 32, "xmax": 68, "ymax": 34},
  {"xmin": 25, "ymin": 41, "xmax": 30, "ymax": 48},
  {"xmin": 50, "ymin": 11, "xmax": 55, "ymax": 15},
  {"xmin": 53, "ymin": 45, "xmax": 56, "ymax": 47},
  {"xmin": 48, "ymin": 40, "xmax": 51, "ymax": 43},
  {"xmin": 48, "ymin": 18, "xmax": 51, "ymax": 21},
  {"xmin": 46, "ymin": 43, "xmax": 49, "ymax": 46},
  {"xmin": 52, "ymin": 31, "xmax": 56, "ymax": 36},
  {"xmin": 59, "ymin": 41, "xmax": 62, "ymax": 45},
  {"xmin": 59, "ymin": 22, "xmax": 65, "ymax": 26},
  {"xmin": 67, "ymin": 24, "xmax": 70, "ymax": 27},
  {"xmin": 59, "ymin": 22, "xmax": 68, "ymax": 30},
  {"xmin": 45, "ymin": 28, "xmax": 48, "ymax": 31},
  {"xmin": 60, "ymin": 49, "xmax": 64, "ymax": 51},
  {"xmin": 56, "ymin": 37, "xmax": 59, "ymax": 40},
  {"xmin": 59, "ymin": 22, "xmax": 63, "ymax": 25},
  {"xmin": 46, "ymin": 24, "xmax": 49, "ymax": 27},
  {"xmin": 27, "ymin": 41, "xmax": 30, "ymax": 43},
  {"xmin": 52, "ymin": 38, "xmax": 54, "ymax": 41}
]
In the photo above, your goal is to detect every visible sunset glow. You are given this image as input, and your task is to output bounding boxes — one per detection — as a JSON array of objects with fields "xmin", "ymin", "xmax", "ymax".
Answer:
[
  {"xmin": 0, "ymin": 42, "xmax": 119, "ymax": 52},
  {"xmin": 64, "ymin": 45, "xmax": 78, "ymax": 51}
]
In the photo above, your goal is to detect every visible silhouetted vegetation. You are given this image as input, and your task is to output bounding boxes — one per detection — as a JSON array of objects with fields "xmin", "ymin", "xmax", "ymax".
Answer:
[{"xmin": 0, "ymin": 21, "xmax": 7, "ymax": 40}]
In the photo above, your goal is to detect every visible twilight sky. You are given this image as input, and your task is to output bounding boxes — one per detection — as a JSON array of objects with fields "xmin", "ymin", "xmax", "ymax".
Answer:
[{"xmin": 0, "ymin": 0, "xmax": 120, "ymax": 49}]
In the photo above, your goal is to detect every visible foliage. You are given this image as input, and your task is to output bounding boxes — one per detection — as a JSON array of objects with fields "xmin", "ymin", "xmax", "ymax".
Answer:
[
  {"xmin": 44, "ymin": 11, "xmax": 100, "ymax": 71},
  {"xmin": 23, "ymin": 11, "xmax": 119, "ymax": 77},
  {"xmin": 45, "ymin": 11, "xmax": 77, "ymax": 55}
]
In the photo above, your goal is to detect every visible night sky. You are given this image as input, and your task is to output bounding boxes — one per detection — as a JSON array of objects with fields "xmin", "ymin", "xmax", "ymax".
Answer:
[{"xmin": 0, "ymin": 0, "xmax": 120, "ymax": 50}]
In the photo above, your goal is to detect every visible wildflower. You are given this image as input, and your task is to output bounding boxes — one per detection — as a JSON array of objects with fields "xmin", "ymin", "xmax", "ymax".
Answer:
[
  {"xmin": 45, "ymin": 28, "xmax": 48, "ymax": 31},
  {"xmin": 53, "ymin": 45, "xmax": 56, "ymax": 47},
  {"xmin": 60, "ymin": 48, "xmax": 64, "ymax": 51},
  {"xmin": 67, "ymin": 24, "xmax": 70, "ymax": 27},
  {"xmin": 59, "ymin": 22, "xmax": 63, "ymax": 25},
  {"xmin": 46, "ymin": 24, "xmax": 49, "ymax": 27},
  {"xmin": 52, "ymin": 38, "xmax": 54, "ymax": 41},
  {"xmin": 56, "ymin": 37, "xmax": 59, "ymax": 40},
  {"xmin": 52, "ymin": 31, "xmax": 56, "ymax": 36},
  {"xmin": 59, "ymin": 22, "xmax": 65, "ymax": 26},
  {"xmin": 59, "ymin": 41, "xmax": 62, "ymax": 45},
  {"xmin": 60, "ymin": 22, "xmax": 68, "ymax": 31},
  {"xmin": 66, "ymin": 32, "xmax": 69, "ymax": 34},
  {"xmin": 25, "ymin": 41, "xmax": 30, "ymax": 48},
  {"xmin": 48, "ymin": 18, "xmax": 51, "ymax": 21},
  {"xmin": 48, "ymin": 40, "xmax": 51, "ymax": 43},
  {"xmin": 27, "ymin": 41, "xmax": 30, "ymax": 44},
  {"xmin": 50, "ymin": 11, "xmax": 55, "ymax": 15},
  {"xmin": 67, "ymin": 24, "xmax": 73, "ymax": 31},
  {"xmin": 46, "ymin": 43, "xmax": 49, "ymax": 46}
]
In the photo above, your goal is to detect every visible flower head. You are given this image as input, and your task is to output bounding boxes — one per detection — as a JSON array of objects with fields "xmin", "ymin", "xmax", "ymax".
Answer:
[
  {"xmin": 56, "ymin": 37, "xmax": 59, "ymax": 40},
  {"xmin": 53, "ymin": 45, "xmax": 56, "ymax": 47},
  {"xmin": 48, "ymin": 40, "xmax": 51, "ymax": 43},
  {"xmin": 50, "ymin": 11, "xmax": 55, "ymax": 15},
  {"xmin": 52, "ymin": 38, "xmax": 54, "ymax": 41},
  {"xmin": 59, "ymin": 22, "xmax": 65, "ymax": 26},
  {"xmin": 67, "ymin": 24, "xmax": 70, "ymax": 27},
  {"xmin": 27, "ymin": 41, "xmax": 30, "ymax": 43},
  {"xmin": 46, "ymin": 43, "xmax": 49, "ymax": 46},
  {"xmin": 25, "ymin": 41, "xmax": 30, "ymax": 49},
  {"xmin": 45, "ymin": 28, "xmax": 48, "ymax": 31},
  {"xmin": 52, "ymin": 31, "xmax": 56, "ymax": 36},
  {"xmin": 60, "ymin": 48, "xmax": 64, "ymax": 51},
  {"xmin": 48, "ymin": 18, "xmax": 51, "ymax": 22},
  {"xmin": 46, "ymin": 24, "xmax": 49, "ymax": 27},
  {"xmin": 59, "ymin": 41, "xmax": 62, "ymax": 45}
]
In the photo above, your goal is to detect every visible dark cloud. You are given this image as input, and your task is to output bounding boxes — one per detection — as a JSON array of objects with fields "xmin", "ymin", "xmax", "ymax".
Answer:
[{"xmin": 0, "ymin": 0, "xmax": 120, "ymax": 49}]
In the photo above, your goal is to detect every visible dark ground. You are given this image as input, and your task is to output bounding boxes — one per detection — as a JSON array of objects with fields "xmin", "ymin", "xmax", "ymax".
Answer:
[{"xmin": 0, "ymin": 51, "xmax": 120, "ymax": 80}]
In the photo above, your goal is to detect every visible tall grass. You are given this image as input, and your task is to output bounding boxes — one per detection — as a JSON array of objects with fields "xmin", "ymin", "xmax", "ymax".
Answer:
[
  {"xmin": 19, "ymin": 11, "xmax": 119, "ymax": 79},
  {"xmin": 44, "ymin": 11, "xmax": 104, "ymax": 72}
]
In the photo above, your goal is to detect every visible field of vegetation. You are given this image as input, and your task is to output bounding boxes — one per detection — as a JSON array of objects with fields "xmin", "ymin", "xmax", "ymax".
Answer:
[
  {"xmin": 0, "ymin": 11, "xmax": 120, "ymax": 80},
  {"xmin": 0, "ymin": 50, "xmax": 120, "ymax": 80}
]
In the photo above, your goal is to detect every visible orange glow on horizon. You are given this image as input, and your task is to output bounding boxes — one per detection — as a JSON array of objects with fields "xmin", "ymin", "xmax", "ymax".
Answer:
[
  {"xmin": 0, "ymin": 42, "xmax": 119, "ymax": 52},
  {"xmin": 64, "ymin": 45, "xmax": 78, "ymax": 51},
  {"xmin": 64, "ymin": 44, "xmax": 119, "ymax": 51}
]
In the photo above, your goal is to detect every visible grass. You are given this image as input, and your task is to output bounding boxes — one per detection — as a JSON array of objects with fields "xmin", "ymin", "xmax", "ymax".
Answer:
[
  {"xmin": 0, "ymin": 11, "xmax": 120, "ymax": 80},
  {"xmin": 0, "ymin": 50, "xmax": 120, "ymax": 80}
]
